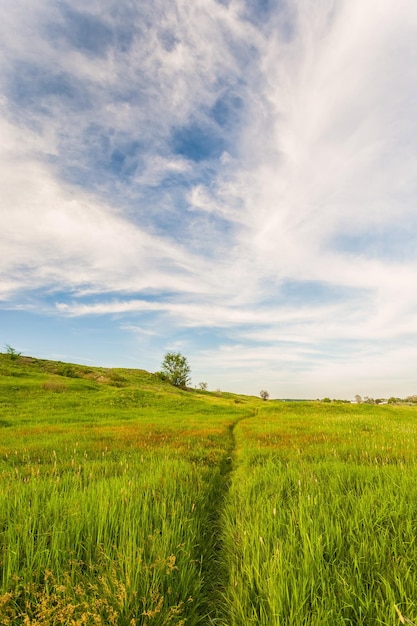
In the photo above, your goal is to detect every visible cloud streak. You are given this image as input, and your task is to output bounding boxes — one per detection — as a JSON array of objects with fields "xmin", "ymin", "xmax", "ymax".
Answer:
[{"xmin": 1, "ymin": 0, "xmax": 417, "ymax": 397}]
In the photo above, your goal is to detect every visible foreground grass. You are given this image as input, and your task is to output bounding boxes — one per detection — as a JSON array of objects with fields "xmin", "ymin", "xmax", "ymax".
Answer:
[
  {"xmin": 221, "ymin": 402, "xmax": 417, "ymax": 625},
  {"xmin": 1, "ymin": 355, "xmax": 417, "ymax": 624},
  {"xmin": 2, "ymin": 457, "xmax": 208, "ymax": 624},
  {"xmin": 0, "ymin": 354, "xmax": 254, "ymax": 624}
]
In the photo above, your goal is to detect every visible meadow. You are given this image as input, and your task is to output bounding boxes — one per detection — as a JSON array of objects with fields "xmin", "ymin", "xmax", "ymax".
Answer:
[{"xmin": 1, "ymin": 354, "xmax": 417, "ymax": 625}]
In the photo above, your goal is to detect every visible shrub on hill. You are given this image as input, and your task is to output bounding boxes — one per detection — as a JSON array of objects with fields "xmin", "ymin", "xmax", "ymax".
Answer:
[
  {"xmin": 160, "ymin": 352, "xmax": 191, "ymax": 389},
  {"xmin": 4, "ymin": 345, "xmax": 21, "ymax": 360}
]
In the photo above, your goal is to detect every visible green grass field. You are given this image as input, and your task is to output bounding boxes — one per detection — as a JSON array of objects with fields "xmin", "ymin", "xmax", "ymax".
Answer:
[{"xmin": 1, "ymin": 354, "xmax": 417, "ymax": 625}]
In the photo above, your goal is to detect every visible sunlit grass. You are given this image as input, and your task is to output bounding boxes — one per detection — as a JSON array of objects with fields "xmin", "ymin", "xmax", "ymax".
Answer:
[
  {"xmin": 220, "ymin": 402, "xmax": 417, "ymax": 625},
  {"xmin": 0, "ymin": 354, "xmax": 254, "ymax": 623},
  {"xmin": 2, "ymin": 355, "xmax": 417, "ymax": 624},
  {"xmin": 1, "ymin": 456, "xmax": 213, "ymax": 624}
]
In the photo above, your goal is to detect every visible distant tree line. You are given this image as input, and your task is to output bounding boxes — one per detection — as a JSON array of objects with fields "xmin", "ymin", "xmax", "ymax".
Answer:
[{"xmin": 355, "ymin": 394, "xmax": 417, "ymax": 405}]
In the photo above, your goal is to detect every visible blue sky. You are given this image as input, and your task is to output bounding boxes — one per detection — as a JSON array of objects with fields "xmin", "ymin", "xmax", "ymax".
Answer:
[{"xmin": 1, "ymin": 0, "xmax": 417, "ymax": 399}]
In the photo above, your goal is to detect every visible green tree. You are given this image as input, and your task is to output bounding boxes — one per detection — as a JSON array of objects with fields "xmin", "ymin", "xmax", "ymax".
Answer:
[
  {"xmin": 5, "ymin": 345, "xmax": 21, "ymax": 360},
  {"xmin": 161, "ymin": 352, "xmax": 191, "ymax": 389}
]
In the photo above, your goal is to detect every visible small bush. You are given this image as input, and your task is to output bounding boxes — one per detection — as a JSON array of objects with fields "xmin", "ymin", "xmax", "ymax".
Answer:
[
  {"xmin": 5, "ymin": 345, "xmax": 21, "ymax": 361},
  {"xmin": 154, "ymin": 371, "xmax": 169, "ymax": 382},
  {"xmin": 58, "ymin": 365, "xmax": 80, "ymax": 378}
]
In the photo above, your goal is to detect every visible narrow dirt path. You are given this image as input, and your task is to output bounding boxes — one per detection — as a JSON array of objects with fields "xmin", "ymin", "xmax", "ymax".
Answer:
[{"xmin": 197, "ymin": 408, "xmax": 258, "ymax": 624}]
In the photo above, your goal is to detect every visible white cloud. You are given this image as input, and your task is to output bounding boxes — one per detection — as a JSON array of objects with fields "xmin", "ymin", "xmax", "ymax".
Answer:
[
  {"xmin": 216, "ymin": 0, "xmax": 417, "ymax": 288},
  {"xmin": 0, "ymin": 115, "xmax": 205, "ymax": 299},
  {"xmin": 2, "ymin": 0, "xmax": 417, "ymax": 397},
  {"xmin": 135, "ymin": 156, "xmax": 191, "ymax": 187}
]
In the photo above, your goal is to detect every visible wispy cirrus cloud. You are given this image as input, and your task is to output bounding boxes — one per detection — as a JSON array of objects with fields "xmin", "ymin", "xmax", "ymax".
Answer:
[{"xmin": 1, "ymin": 0, "xmax": 417, "ymax": 397}]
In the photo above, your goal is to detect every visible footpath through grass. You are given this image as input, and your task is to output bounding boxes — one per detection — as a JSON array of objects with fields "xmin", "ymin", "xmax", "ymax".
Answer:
[
  {"xmin": 0, "ymin": 354, "xmax": 255, "ymax": 624},
  {"xmin": 1, "ymin": 355, "xmax": 417, "ymax": 625}
]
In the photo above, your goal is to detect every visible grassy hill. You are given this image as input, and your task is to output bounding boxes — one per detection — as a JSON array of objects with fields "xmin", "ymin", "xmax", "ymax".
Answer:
[{"xmin": 1, "ymin": 353, "xmax": 417, "ymax": 624}]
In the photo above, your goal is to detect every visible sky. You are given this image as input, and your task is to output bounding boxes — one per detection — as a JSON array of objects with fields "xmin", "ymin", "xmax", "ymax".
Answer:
[{"xmin": 1, "ymin": 0, "xmax": 417, "ymax": 399}]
